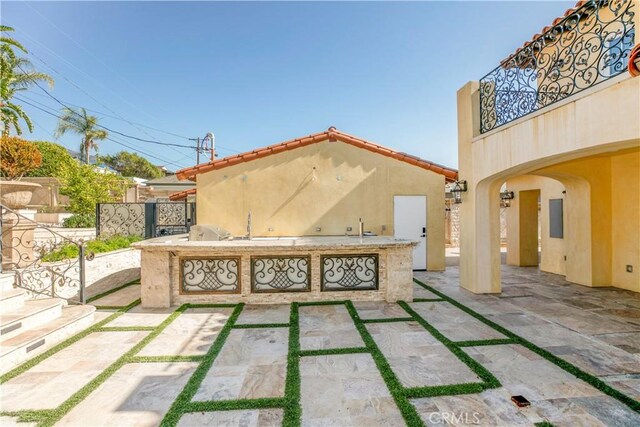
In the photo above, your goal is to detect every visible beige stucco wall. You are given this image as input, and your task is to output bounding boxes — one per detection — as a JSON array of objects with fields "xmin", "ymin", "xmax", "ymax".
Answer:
[
  {"xmin": 457, "ymin": 70, "xmax": 640, "ymax": 293},
  {"xmin": 195, "ymin": 140, "xmax": 447, "ymax": 271},
  {"xmin": 611, "ymin": 150, "xmax": 640, "ymax": 292},
  {"xmin": 505, "ymin": 175, "xmax": 566, "ymax": 275}
]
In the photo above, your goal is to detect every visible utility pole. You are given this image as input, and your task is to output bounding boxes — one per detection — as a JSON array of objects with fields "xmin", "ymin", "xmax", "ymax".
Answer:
[{"xmin": 189, "ymin": 133, "xmax": 215, "ymax": 165}]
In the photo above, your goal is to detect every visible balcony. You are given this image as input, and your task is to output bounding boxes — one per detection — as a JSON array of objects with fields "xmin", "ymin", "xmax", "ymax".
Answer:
[{"xmin": 479, "ymin": 0, "xmax": 636, "ymax": 134}]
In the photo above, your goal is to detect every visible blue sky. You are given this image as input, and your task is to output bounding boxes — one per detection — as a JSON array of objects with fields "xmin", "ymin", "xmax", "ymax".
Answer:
[{"xmin": 3, "ymin": 1, "xmax": 573, "ymax": 171}]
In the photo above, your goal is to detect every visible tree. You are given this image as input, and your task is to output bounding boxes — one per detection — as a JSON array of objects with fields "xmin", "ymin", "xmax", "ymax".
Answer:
[
  {"xmin": 0, "ymin": 136, "xmax": 42, "ymax": 180},
  {"xmin": 99, "ymin": 151, "xmax": 164, "ymax": 179},
  {"xmin": 1, "ymin": 26, "xmax": 54, "ymax": 136},
  {"xmin": 25, "ymin": 141, "xmax": 78, "ymax": 178},
  {"xmin": 59, "ymin": 164, "xmax": 130, "ymax": 215},
  {"xmin": 55, "ymin": 107, "xmax": 108, "ymax": 164}
]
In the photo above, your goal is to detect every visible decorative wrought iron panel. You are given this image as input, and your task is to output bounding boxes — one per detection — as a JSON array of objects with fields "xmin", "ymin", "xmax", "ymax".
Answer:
[
  {"xmin": 97, "ymin": 203, "xmax": 145, "ymax": 237},
  {"xmin": 321, "ymin": 254, "xmax": 378, "ymax": 291},
  {"xmin": 1, "ymin": 205, "xmax": 83, "ymax": 302},
  {"xmin": 480, "ymin": 0, "xmax": 635, "ymax": 133},
  {"xmin": 181, "ymin": 257, "xmax": 240, "ymax": 294},
  {"xmin": 251, "ymin": 256, "xmax": 310, "ymax": 292}
]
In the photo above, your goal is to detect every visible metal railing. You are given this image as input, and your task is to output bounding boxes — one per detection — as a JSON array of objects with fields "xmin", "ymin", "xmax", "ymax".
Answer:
[
  {"xmin": 1, "ymin": 205, "xmax": 86, "ymax": 303},
  {"xmin": 480, "ymin": 0, "xmax": 635, "ymax": 133}
]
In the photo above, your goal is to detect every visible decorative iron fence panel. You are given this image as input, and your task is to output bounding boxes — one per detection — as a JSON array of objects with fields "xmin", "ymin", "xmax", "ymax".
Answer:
[
  {"xmin": 97, "ymin": 203, "xmax": 145, "ymax": 237},
  {"xmin": 1, "ymin": 205, "xmax": 86, "ymax": 303},
  {"xmin": 97, "ymin": 202, "xmax": 195, "ymax": 238},
  {"xmin": 480, "ymin": 0, "xmax": 635, "ymax": 133},
  {"xmin": 251, "ymin": 256, "xmax": 311, "ymax": 292},
  {"xmin": 321, "ymin": 254, "xmax": 378, "ymax": 291},
  {"xmin": 180, "ymin": 257, "xmax": 240, "ymax": 294}
]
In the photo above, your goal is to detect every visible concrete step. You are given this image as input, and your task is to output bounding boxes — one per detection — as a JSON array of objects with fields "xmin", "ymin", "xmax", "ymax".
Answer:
[
  {"xmin": 0, "ymin": 288, "xmax": 26, "ymax": 311},
  {"xmin": 0, "ymin": 272, "xmax": 16, "ymax": 292},
  {"xmin": 0, "ymin": 304, "xmax": 95, "ymax": 374},
  {"xmin": 0, "ymin": 298, "xmax": 63, "ymax": 340}
]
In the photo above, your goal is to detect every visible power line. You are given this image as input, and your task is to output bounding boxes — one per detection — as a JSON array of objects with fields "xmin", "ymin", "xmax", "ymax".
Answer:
[{"xmin": 17, "ymin": 97, "xmax": 189, "ymax": 168}]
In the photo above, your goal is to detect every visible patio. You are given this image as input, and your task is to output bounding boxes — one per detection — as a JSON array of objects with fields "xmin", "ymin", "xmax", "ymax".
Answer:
[{"xmin": 1, "ymin": 265, "xmax": 639, "ymax": 427}]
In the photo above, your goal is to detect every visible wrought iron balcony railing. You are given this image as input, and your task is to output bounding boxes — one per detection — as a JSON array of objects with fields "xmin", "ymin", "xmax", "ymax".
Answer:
[{"xmin": 479, "ymin": 0, "xmax": 635, "ymax": 134}]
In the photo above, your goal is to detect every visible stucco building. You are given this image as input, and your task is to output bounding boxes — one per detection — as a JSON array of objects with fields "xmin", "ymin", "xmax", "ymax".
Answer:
[
  {"xmin": 456, "ymin": 0, "xmax": 639, "ymax": 293},
  {"xmin": 175, "ymin": 127, "xmax": 457, "ymax": 271}
]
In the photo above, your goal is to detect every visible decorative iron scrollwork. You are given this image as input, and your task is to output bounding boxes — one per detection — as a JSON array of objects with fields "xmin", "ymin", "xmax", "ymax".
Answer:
[
  {"xmin": 1, "ymin": 205, "xmax": 83, "ymax": 302},
  {"xmin": 480, "ymin": 0, "xmax": 635, "ymax": 133},
  {"xmin": 98, "ymin": 203, "xmax": 145, "ymax": 237},
  {"xmin": 251, "ymin": 256, "xmax": 310, "ymax": 292},
  {"xmin": 321, "ymin": 254, "xmax": 378, "ymax": 291},
  {"xmin": 181, "ymin": 257, "xmax": 240, "ymax": 293}
]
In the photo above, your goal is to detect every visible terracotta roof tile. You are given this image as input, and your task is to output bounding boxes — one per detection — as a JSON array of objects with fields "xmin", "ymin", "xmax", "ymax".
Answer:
[
  {"xmin": 169, "ymin": 188, "xmax": 196, "ymax": 201},
  {"xmin": 176, "ymin": 128, "xmax": 458, "ymax": 182}
]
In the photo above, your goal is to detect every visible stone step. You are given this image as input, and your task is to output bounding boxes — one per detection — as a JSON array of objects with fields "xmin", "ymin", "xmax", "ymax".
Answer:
[
  {"xmin": 0, "ymin": 288, "xmax": 26, "ymax": 311},
  {"xmin": 0, "ymin": 304, "xmax": 95, "ymax": 374},
  {"xmin": 0, "ymin": 272, "xmax": 16, "ymax": 292},
  {"xmin": 0, "ymin": 298, "xmax": 63, "ymax": 340}
]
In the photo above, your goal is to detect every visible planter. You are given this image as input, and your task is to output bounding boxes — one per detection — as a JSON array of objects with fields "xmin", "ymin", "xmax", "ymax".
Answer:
[{"xmin": 0, "ymin": 180, "xmax": 42, "ymax": 209}]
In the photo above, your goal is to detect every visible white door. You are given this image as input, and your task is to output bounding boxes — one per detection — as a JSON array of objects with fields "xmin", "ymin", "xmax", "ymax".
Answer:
[{"xmin": 394, "ymin": 196, "xmax": 427, "ymax": 270}]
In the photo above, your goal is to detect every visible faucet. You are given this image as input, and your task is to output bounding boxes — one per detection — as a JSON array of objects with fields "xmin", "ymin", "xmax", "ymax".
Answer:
[{"xmin": 247, "ymin": 211, "xmax": 252, "ymax": 240}]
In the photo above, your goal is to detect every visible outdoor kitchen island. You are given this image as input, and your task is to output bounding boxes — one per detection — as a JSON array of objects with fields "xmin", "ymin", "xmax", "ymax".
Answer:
[{"xmin": 134, "ymin": 236, "xmax": 417, "ymax": 307}]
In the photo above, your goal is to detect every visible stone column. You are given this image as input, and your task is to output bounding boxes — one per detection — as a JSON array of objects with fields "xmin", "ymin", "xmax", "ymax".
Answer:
[
  {"xmin": 1, "ymin": 213, "xmax": 37, "ymax": 270},
  {"xmin": 140, "ymin": 250, "xmax": 172, "ymax": 308}
]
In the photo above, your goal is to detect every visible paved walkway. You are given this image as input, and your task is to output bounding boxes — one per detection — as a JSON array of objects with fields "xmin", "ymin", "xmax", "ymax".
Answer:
[{"xmin": 0, "ymin": 270, "xmax": 639, "ymax": 427}]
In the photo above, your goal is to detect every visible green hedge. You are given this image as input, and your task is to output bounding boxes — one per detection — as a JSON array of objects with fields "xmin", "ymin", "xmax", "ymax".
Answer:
[{"xmin": 41, "ymin": 235, "xmax": 141, "ymax": 262}]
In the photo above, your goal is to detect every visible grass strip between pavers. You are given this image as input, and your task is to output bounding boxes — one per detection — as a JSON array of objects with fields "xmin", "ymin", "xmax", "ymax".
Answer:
[
  {"xmin": 0, "ymin": 410, "xmax": 53, "ymax": 424},
  {"xmin": 36, "ymin": 304, "xmax": 190, "ymax": 427},
  {"xmin": 361, "ymin": 317, "xmax": 415, "ymax": 324},
  {"xmin": 86, "ymin": 279, "xmax": 140, "ymax": 304},
  {"xmin": 160, "ymin": 303, "xmax": 245, "ymax": 426},
  {"xmin": 456, "ymin": 338, "xmax": 516, "ymax": 347},
  {"xmin": 233, "ymin": 322, "xmax": 290, "ymax": 329},
  {"xmin": 0, "ymin": 299, "xmax": 141, "ymax": 385},
  {"xmin": 399, "ymin": 301, "xmax": 501, "ymax": 390},
  {"xmin": 412, "ymin": 298, "xmax": 445, "ymax": 302},
  {"xmin": 282, "ymin": 302, "xmax": 301, "ymax": 426},
  {"xmin": 185, "ymin": 397, "xmax": 288, "ymax": 413},
  {"xmin": 344, "ymin": 300, "xmax": 424, "ymax": 427},
  {"xmin": 298, "ymin": 347, "xmax": 370, "ymax": 357},
  {"xmin": 413, "ymin": 278, "xmax": 640, "ymax": 413}
]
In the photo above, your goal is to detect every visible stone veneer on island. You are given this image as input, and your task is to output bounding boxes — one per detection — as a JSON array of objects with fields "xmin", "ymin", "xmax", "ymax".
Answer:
[{"xmin": 133, "ymin": 236, "xmax": 417, "ymax": 307}]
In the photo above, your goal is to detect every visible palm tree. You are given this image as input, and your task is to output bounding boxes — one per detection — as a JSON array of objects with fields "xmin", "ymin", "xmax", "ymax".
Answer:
[
  {"xmin": 55, "ymin": 107, "xmax": 108, "ymax": 164},
  {"xmin": 1, "ymin": 25, "xmax": 54, "ymax": 136}
]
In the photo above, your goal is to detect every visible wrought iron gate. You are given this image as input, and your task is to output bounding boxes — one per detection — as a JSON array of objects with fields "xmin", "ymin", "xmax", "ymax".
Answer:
[{"xmin": 96, "ymin": 202, "xmax": 195, "ymax": 238}]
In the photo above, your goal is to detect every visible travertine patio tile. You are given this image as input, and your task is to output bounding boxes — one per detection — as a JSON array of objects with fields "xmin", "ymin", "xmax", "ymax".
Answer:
[
  {"xmin": 137, "ymin": 307, "xmax": 233, "ymax": 356},
  {"xmin": 236, "ymin": 304, "xmax": 290, "ymax": 325},
  {"xmin": 300, "ymin": 353, "xmax": 404, "ymax": 426},
  {"xmin": 178, "ymin": 409, "xmax": 283, "ymax": 427},
  {"xmin": 367, "ymin": 321, "xmax": 480, "ymax": 387},
  {"xmin": 533, "ymin": 396, "xmax": 640, "ymax": 427},
  {"xmin": 299, "ymin": 305, "xmax": 363, "ymax": 350},
  {"xmin": 105, "ymin": 306, "xmax": 173, "ymax": 327},
  {"xmin": 412, "ymin": 389, "xmax": 536, "ymax": 426},
  {"xmin": 409, "ymin": 301, "xmax": 507, "ymax": 342},
  {"xmin": 412, "ymin": 282, "xmax": 442, "ymax": 299},
  {"xmin": 602, "ymin": 374, "xmax": 640, "ymax": 402},
  {"xmin": 466, "ymin": 344, "xmax": 601, "ymax": 401},
  {"xmin": 90, "ymin": 284, "xmax": 140, "ymax": 307},
  {"xmin": 352, "ymin": 301, "xmax": 408, "ymax": 319},
  {"xmin": 57, "ymin": 362, "xmax": 198, "ymax": 426},
  {"xmin": 0, "ymin": 331, "xmax": 148, "ymax": 411},
  {"xmin": 193, "ymin": 328, "xmax": 288, "ymax": 401}
]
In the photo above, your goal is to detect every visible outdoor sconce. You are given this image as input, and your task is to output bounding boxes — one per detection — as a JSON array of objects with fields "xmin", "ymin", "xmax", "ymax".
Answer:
[
  {"xmin": 449, "ymin": 180, "xmax": 468, "ymax": 204},
  {"xmin": 500, "ymin": 190, "xmax": 515, "ymax": 207}
]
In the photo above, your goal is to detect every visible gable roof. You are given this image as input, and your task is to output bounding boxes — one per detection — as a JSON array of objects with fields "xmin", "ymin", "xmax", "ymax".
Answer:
[{"xmin": 176, "ymin": 127, "xmax": 458, "ymax": 182}]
